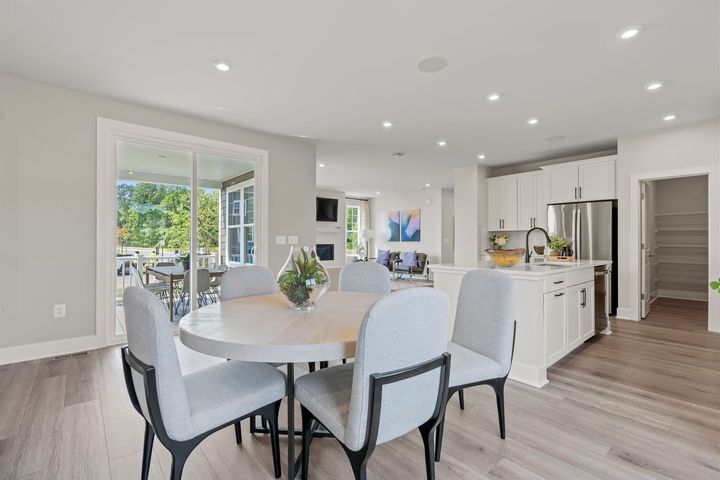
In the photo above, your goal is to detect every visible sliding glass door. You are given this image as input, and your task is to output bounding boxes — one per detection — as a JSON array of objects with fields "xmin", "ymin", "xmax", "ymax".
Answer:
[{"xmin": 226, "ymin": 180, "xmax": 255, "ymax": 266}]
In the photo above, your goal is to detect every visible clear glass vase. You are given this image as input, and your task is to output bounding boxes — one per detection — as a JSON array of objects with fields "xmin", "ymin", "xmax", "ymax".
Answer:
[{"xmin": 277, "ymin": 246, "xmax": 330, "ymax": 311}]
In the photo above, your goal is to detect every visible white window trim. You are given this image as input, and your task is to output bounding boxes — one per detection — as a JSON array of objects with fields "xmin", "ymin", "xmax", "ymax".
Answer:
[
  {"xmin": 226, "ymin": 178, "xmax": 255, "ymax": 266},
  {"xmin": 346, "ymin": 205, "xmax": 360, "ymax": 254}
]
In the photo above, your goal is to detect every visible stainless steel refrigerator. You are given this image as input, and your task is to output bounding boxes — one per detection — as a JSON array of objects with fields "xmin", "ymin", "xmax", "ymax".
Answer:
[{"xmin": 547, "ymin": 201, "xmax": 618, "ymax": 320}]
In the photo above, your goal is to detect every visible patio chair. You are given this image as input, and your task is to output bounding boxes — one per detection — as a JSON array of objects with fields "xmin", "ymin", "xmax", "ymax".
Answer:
[
  {"xmin": 175, "ymin": 269, "xmax": 212, "ymax": 315},
  {"xmin": 130, "ymin": 267, "xmax": 169, "ymax": 304}
]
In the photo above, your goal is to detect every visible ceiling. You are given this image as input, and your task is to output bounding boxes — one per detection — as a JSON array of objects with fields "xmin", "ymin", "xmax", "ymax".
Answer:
[
  {"xmin": 1, "ymin": 1, "xmax": 718, "ymax": 197},
  {"xmin": 117, "ymin": 142, "xmax": 254, "ymax": 186}
]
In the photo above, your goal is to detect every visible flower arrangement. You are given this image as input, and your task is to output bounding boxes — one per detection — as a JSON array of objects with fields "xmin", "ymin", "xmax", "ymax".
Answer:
[
  {"xmin": 277, "ymin": 247, "xmax": 329, "ymax": 310},
  {"xmin": 490, "ymin": 233, "xmax": 510, "ymax": 250}
]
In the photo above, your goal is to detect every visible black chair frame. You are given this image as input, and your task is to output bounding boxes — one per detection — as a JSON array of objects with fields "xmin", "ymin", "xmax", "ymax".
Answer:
[
  {"xmin": 300, "ymin": 352, "xmax": 451, "ymax": 480},
  {"xmin": 434, "ymin": 322, "xmax": 516, "ymax": 462},
  {"xmin": 121, "ymin": 347, "xmax": 283, "ymax": 480}
]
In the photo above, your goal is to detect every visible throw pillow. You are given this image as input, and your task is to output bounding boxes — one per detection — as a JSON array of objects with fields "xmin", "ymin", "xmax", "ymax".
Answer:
[
  {"xmin": 376, "ymin": 249, "xmax": 390, "ymax": 265},
  {"xmin": 401, "ymin": 251, "xmax": 417, "ymax": 267}
]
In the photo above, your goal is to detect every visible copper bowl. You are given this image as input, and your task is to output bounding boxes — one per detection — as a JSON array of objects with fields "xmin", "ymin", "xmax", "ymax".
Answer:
[{"xmin": 485, "ymin": 248, "xmax": 526, "ymax": 267}]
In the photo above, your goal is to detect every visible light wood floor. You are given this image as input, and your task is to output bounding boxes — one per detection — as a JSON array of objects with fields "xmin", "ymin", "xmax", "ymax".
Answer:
[{"xmin": 0, "ymin": 298, "xmax": 717, "ymax": 479}]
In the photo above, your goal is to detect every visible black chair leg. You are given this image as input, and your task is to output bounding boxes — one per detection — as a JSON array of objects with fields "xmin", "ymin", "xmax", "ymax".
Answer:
[
  {"xmin": 419, "ymin": 423, "xmax": 436, "ymax": 480},
  {"xmin": 346, "ymin": 451, "xmax": 369, "ymax": 480},
  {"xmin": 169, "ymin": 452, "xmax": 189, "ymax": 480},
  {"xmin": 234, "ymin": 421, "xmax": 242, "ymax": 444},
  {"xmin": 301, "ymin": 407, "xmax": 314, "ymax": 480},
  {"xmin": 458, "ymin": 389, "xmax": 465, "ymax": 410},
  {"xmin": 342, "ymin": 358, "xmax": 347, "ymax": 364},
  {"xmin": 265, "ymin": 401, "xmax": 282, "ymax": 479},
  {"xmin": 434, "ymin": 416, "xmax": 445, "ymax": 463},
  {"xmin": 308, "ymin": 362, "xmax": 316, "ymax": 373},
  {"xmin": 141, "ymin": 422, "xmax": 154, "ymax": 480},
  {"xmin": 491, "ymin": 380, "xmax": 507, "ymax": 439},
  {"xmin": 250, "ymin": 416, "xmax": 257, "ymax": 434}
]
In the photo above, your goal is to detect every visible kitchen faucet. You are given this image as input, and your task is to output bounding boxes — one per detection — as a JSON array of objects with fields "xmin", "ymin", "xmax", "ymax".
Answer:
[{"xmin": 525, "ymin": 227, "xmax": 551, "ymax": 263}]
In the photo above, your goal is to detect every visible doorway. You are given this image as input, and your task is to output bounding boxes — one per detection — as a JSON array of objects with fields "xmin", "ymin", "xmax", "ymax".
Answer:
[
  {"xmin": 640, "ymin": 175, "xmax": 710, "ymax": 321},
  {"xmin": 97, "ymin": 119, "xmax": 268, "ymax": 346}
]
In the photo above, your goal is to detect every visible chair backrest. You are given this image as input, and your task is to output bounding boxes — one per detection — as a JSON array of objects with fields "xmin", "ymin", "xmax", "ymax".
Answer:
[
  {"xmin": 452, "ymin": 269, "xmax": 515, "ymax": 375},
  {"xmin": 339, "ymin": 262, "xmax": 390, "ymax": 295},
  {"xmin": 220, "ymin": 265, "xmax": 278, "ymax": 301},
  {"xmin": 130, "ymin": 266, "xmax": 145, "ymax": 287},
  {"xmin": 344, "ymin": 288, "xmax": 448, "ymax": 451},
  {"xmin": 180, "ymin": 268, "xmax": 211, "ymax": 294},
  {"xmin": 123, "ymin": 286, "xmax": 191, "ymax": 441}
]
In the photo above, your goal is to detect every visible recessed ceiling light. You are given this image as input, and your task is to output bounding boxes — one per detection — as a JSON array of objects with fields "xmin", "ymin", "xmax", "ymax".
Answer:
[
  {"xmin": 486, "ymin": 93, "xmax": 501, "ymax": 102},
  {"xmin": 545, "ymin": 134, "xmax": 567, "ymax": 142},
  {"xmin": 425, "ymin": 183, "xmax": 431, "ymax": 187},
  {"xmin": 478, "ymin": 154, "xmax": 486, "ymax": 160},
  {"xmin": 128, "ymin": 171, "xmax": 134, "ymax": 175},
  {"xmin": 213, "ymin": 60, "xmax": 231, "ymax": 72},
  {"xmin": 527, "ymin": 118, "xmax": 539, "ymax": 126},
  {"xmin": 617, "ymin": 25, "xmax": 642, "ymax": 40},
  {"xmin": 645, "ymin": 81, "xmax": 665, "ymax": 91},
  {"xmin": 417, "ymin": 57, "xmax": 448, "ymax": 73},
  {"xmin": 376, "ymin": 191, "xmax": 381, "ymax": 195},
  {"xmin": 437, "ymin": 139, "xmax": 447, "ymax": 147},
  {"xmin": 318, "ymin": 163, "xmax": 326, "ymax": 168},
  {"xmin": 382, "ymin": 121, "xmax": 393, "ymax": 128},
  {"xmin": 663, "ymin": 114, "xmax": 677, "ymax": 121},
  {"xmin": 213, "ymin": 106, "xmax": 226, "ymax": 111}
]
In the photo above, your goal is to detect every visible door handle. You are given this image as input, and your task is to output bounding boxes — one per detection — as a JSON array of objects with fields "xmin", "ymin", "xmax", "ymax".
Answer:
[
  {"xmin": 554, "ymin": 292, "xmax": 565, "ymax": 297},
  {"xmin": 574, "ymin": 187, "xmax": 577, "ymax": 199},
  {"xmin": 553, "ymin": 280, "xmax": 564, "ymax": 284},
  {"xmin": 579, "ymin": 186, "xmax": 582, "ymax": 199},
  {"xmin": 581, "ymin": 288, "xmax": 586, "ymax": 307}
]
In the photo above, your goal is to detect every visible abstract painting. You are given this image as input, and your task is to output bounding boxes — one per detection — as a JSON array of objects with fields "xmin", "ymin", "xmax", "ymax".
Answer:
[
  {"xmin": 385, "ymin": 211, "xmax": 400, "ymax": 241},
  {"xmin": 401, "ymin": 209, "xmax": 421, "ymax": 242}
]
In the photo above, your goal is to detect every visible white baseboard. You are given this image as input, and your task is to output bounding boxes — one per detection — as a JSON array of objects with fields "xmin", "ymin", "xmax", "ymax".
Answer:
[
  {"xmin": 657, "ymin": 289, "xmax": 708, "ymax": 302},
  {"xmin": 509, "ymin": 361, "xmax": 548, "ymax": 389},
  {"xmin": 616, "ymin": 307, "xmax": 637, "ymax": 321},
  {"xmin": 0, "ymin": 335, "xmax": 102, "ymax": 366}
]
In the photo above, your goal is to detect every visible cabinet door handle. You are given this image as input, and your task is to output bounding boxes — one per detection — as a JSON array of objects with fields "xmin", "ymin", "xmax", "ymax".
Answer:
[
  {"xmin": 579, "ymin": 186, "xmax": 582, "ymax": 199},
  {"xmin": 574, "ymin": 187, "xmax": 577, "ymax": 199},
  {"xmin": 553, "ymin": 280, "xmax": 564, "ymax": 284},
  {"xmin": 581, "ymin": 288, "xmax": 587, "ymax": 307},
  {"xmin": 554, "ymin": 292, "xmax": 565, "ymax": 297}
]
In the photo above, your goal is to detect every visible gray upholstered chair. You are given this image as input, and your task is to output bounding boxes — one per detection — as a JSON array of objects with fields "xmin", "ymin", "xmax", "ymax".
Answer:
[
  {"xmin": 339, "ymin": 262, "xmax": 391, "ymax": 295},
  {"xmin": 121, "ymin": 286, "xmax": 286, "ymax": 480},
  {"xmin": 175, "ymin": 268, "xmax": 212, "ymax": 314},
  {"xmin": 434, "ymin": 269, "xmax": 516, "ymax": 463},
  {"xmin": 220, "ymin": 265, "xmax": 278, "ymax": 301},
  {"xmin": 295, "ymin": 288, "xmax": 451, "ymax": 480}
]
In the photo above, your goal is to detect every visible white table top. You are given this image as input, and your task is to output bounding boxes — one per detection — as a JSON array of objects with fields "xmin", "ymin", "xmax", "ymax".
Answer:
[{"xmin": 179, "ymin": 291, "xmax": 382, "ymax": 363}]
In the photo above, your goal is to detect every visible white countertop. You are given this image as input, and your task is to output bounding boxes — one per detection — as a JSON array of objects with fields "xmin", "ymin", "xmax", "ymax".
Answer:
[{"xmin": 430, "ymin": 259, "xmax": 612, "ymax": 277}]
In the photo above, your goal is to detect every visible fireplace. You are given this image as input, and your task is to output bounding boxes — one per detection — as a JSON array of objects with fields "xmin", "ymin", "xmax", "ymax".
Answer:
[{"xmin": 316, "ymin": 244, "xmax": 334, "ymax": 261}]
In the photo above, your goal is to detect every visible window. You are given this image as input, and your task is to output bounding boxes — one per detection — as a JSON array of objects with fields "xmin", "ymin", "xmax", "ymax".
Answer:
[
  {"xmin": 346, "ymin": 205, "xmax": 359, "ymax": 253},
  {"xmin": 226, "ymin": 180, "xmax": 255, "ymax": 265}
]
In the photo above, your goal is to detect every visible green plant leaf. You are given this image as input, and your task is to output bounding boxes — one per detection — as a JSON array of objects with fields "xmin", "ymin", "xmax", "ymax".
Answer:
[{"xmin": 710, "ymin": 280, "xmax": 720, "ymax": 291}]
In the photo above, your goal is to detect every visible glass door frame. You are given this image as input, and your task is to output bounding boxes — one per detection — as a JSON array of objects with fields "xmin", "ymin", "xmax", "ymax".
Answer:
[
  {"xmin": 97, "ymin": 118, "xmax": 269, "ymax": 346},
  {"xmin": 225, "ymin": 178, "xmax": 255, "ymax": 266}
]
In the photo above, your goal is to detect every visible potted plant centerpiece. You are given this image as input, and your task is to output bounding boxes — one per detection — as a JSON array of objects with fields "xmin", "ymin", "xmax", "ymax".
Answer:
[
  {"xmin": 548, "ymin": 235, "xmax": 572, "ymax": 257},
  {"xmin": 277, "ymin": 246, "xmax": 330, "ymax": 311}
]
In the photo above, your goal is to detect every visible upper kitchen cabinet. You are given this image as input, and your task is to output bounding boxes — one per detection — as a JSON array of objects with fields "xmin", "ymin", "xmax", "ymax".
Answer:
[
  {"xmin": 543, "ymin": 156, "xmax": 616, "ymax": 204},
  {"xmin": 517, "ymin": 172, "xmax": 547, "ymax": 230},
  {"xmin": 487, "ymin": 176, "xmax": 518, "ymax": 231}
]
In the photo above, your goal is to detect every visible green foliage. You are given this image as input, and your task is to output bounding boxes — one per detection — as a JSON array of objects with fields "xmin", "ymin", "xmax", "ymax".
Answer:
[
  {"xmin": 278, "ymin": 249, "xmax": 328, "ymax": 306},
  {"xmin": 116, "ymin": 182, "xmax": 219, "ymax": 252},
  {"xmin": 710, "ymin": 280, "xmax": 720, "ymax": 294},
  {"xmin": 548, "ymin": 235, "xmax": 570, "ymax": 252}
]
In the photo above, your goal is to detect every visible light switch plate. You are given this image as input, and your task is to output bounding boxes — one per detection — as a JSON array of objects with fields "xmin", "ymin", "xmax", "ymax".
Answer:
[
  {"xmin": 288, "ymin": 235, "xmax": 299, "ymax": 245},
  {"xmin": 275, "ymin": 235, "xmax": 287, "ymax": 245}
]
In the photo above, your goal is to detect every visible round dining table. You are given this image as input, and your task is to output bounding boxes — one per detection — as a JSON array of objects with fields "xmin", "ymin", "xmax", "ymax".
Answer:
[{"xmin": 179, "ymin": 291, "xmax": 383, "ymax": 480}]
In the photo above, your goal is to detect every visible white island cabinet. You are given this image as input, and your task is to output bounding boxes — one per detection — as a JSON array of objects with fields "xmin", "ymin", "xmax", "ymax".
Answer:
[{"xmin": 431, "ymin": 260, "xmax": 611, "ymax": 388}]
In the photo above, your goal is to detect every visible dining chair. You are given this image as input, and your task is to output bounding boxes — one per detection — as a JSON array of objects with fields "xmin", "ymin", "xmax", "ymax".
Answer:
[
  {"xmin": 175, "ymin": 268, "xmax": 212, "ymax": 315},
  {"xmin": 295, "ymin": 288, "xmax": 451, "ymax": 480},
  {"xmin": 434, "ymin": 269, "xmax": 516, "ymax": 463},
  {"xmin": 338, "ymin": 262, "xmax": 391, "ymax": 295},
  {"xmin": 130, "ymin": 266, "xmax": 169, "ymax": 304},
  {"xmin": 219, "ymin": 265, "xmax": 277, "ymax": 301},
  {"xmin": 121, "ymin": 286, "xmax": 286, "ymax": 480},
  {"xmin": 208, "ymin": 264, "xmax": 229, "ymax": 301}
]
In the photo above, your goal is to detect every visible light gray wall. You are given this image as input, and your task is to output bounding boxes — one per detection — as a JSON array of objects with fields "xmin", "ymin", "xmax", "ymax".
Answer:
[
  {"xmin": 652, "ymin": 176, "xmax": 709, "ymax": 214},
  {"xmin": 0, "ymin": 74, "xmax": 316, "ymax": 348},
  {"xmin": 440, "ymin": 188, "xmax": 455, "ymax": 264}
]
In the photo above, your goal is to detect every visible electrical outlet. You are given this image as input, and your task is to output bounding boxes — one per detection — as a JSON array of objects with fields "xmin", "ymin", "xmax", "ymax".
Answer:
[
  {"xmin": 53, "ymin": 304, "xmax": 66, "ymax": 318},
  {"xmin": 275, "ymin": 235, "xmax": 287, "ymax": 245},
  {"xmin": 288, "ymin": 235, "xmax": 299, "ymax": 245}
]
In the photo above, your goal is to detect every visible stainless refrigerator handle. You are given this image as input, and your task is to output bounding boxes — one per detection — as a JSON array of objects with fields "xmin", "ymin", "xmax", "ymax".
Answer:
[{"xmin": 576, "ymin": 207, "xmax": 581, "ymax": 260}]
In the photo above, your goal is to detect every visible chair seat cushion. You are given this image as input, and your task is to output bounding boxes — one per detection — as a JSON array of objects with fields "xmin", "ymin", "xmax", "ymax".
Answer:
[
  {"xmin": 295, "ymin": 363, "xmax": 354, "ymax": 442},
  {"xmin": 447, "ymin": 342, "xmax": 503, "ymax": 388},
  {"xmin": 182, "ymin": 360, "xmax": 286, "ymax": 439}
]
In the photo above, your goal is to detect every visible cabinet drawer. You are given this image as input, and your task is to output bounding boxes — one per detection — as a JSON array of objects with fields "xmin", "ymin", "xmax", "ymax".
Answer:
[
  {"xmin": 543, "ymin": 273, "xmax": 567, "ymax": 292},
  {"xmin": 566, "ymin": 268, "xmax": 593, "ymax": 287}
]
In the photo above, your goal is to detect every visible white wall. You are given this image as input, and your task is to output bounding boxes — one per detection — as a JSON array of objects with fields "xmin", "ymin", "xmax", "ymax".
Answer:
[
  {"xmin": 315, "ymin": 189, "xmax": 347, "ymax": 267},
  {"xmin": 617, "ymin": 118, "xmax": 719, "ymax": 328},
  {"xmin": 453, "ymin": 165, "xmax": 488, "ymax": 263},
  {"xmin": 652, "ymin": 176, "xmax": 709, "ymax": 214},
  {"xmin": 369, "ymin": 188, "xmax": 450, "ymax": 265},
  {"xmin": 440, "ymin": 189, "xmax": 455, "ymax": 264},
  {"xmin": 0, "ymin": 74, "xmax": 316, "ymax": 351}
]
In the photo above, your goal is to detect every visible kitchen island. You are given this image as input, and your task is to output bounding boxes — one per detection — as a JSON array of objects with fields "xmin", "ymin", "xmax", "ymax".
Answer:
[{"xmin": 432, "ymin": 259, "xmax": 612, "ymax": 388}]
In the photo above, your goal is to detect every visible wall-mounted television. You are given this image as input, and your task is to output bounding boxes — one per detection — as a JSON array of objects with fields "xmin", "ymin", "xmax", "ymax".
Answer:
[{"xmin": 316, "ymin": 197, "xmax": 338, "ymax": 222}]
